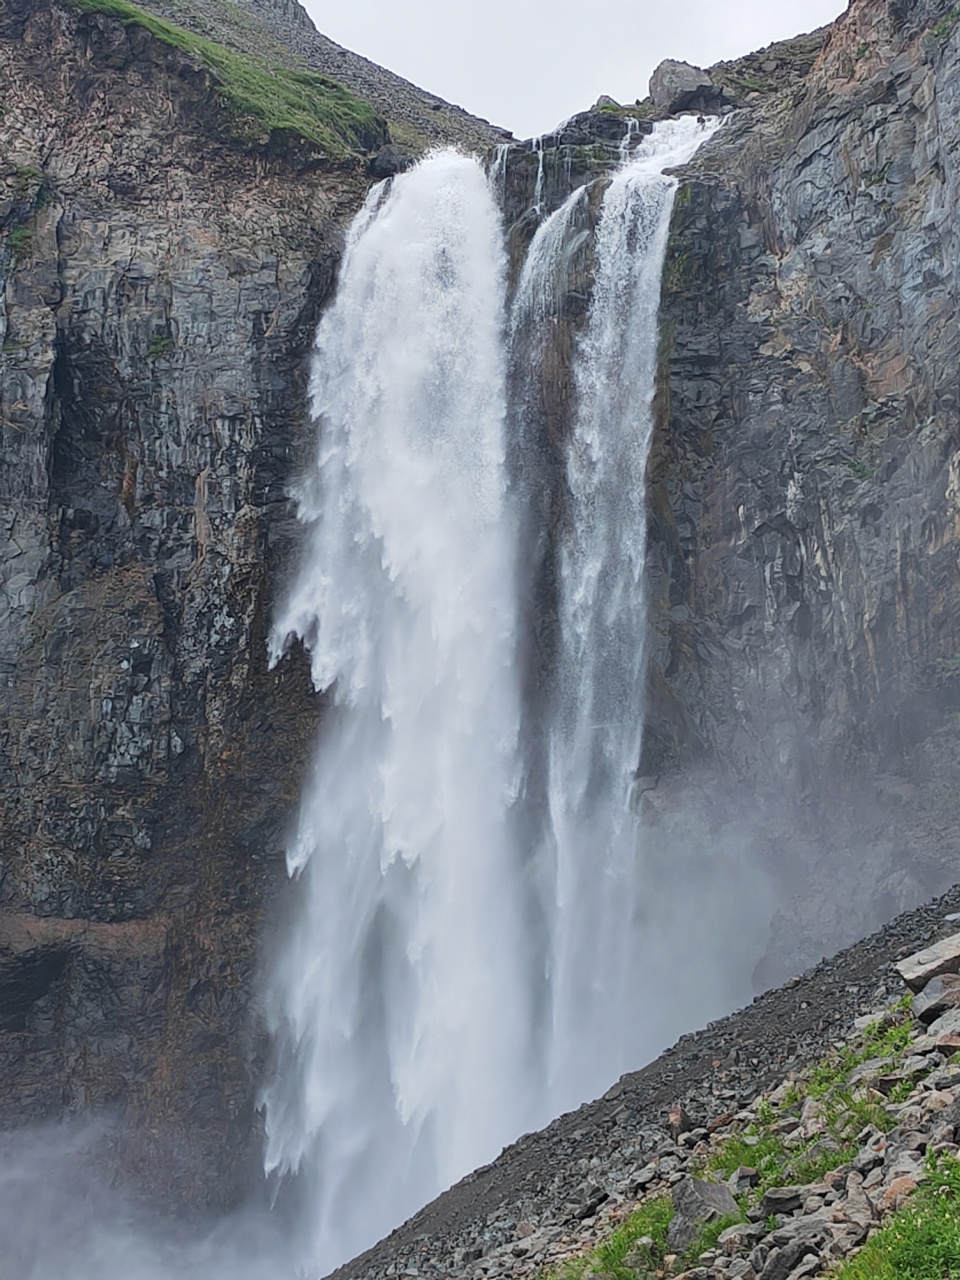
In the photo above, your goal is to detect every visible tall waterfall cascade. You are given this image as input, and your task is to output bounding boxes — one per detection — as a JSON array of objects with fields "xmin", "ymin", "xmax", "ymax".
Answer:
[
  {"xmin": 541, "ymin": 117, "xmax": 722, "ymax": 1110},
  {"xmin": 265, "ymin": 118, "xmax": 719, "ymax": 1276}
]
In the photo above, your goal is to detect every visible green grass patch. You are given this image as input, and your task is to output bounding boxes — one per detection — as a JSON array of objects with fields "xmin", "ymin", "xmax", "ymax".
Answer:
[
  {"xmin": 835, "ymin": 1153, "xmax": 960, "ymax": 1279},
  {"xmin": 681, "ymin": 1213, "xmax": 743, "ymax": 1265},
  {"xmin": 6, "ymin": 226, "xmax": 32, "ymax": 261},
  {"xmin": 67, "ymin": 0, "xmax": 385, "ymax": 155},
  {"xmin": 146, "ymin": 334, "xmax": 174, "ymax": 359},
  {"xmin": 805, "ymin": 1014, "xmax": 912, "ymax": 1098},
  {"xmin": 552, "ymin": 1198, "xmax": 673, "ymax": 1280},
  {"xmin": 931, "ymin": 7, "xmax": 960, "ymax": 40}
]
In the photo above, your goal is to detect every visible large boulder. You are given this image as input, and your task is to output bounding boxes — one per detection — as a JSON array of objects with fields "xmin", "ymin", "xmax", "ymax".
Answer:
[
  {"xmin": 649, "ymin": 59, "xmax": 720, "ymax": 113},
  {"xmin": 666, "ymin": 1177, "xmax": 740, "ymax": 1252}
]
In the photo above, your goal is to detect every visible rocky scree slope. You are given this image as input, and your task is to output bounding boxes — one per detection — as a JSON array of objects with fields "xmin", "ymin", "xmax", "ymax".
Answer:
[
  {"xmin": 333, "ymin": 889, "xmax": 960, "ymax": 1280},
  {"xmin": 0, "ymin": 0, "xmax": 498, "ymax": 1209}
]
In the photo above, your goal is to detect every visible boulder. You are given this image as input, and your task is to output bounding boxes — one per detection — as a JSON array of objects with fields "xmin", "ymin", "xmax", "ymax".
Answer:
[
  {"xmin": 895, "ymin": 931, "xmax": 960, "ymax": 991},
  {"xmin": 760, "ymin": 1186, "xmax": 803, "ymax": 1215},
  {"xmin": 928, "ymin": 1007, "xmax": 960, "ymax": 1038},
  {"xmin": 649, "ymin": 60, "xmax": 719, "ymax": 113},
  {"xmin": 368, "ymin": 143, "xmax": 413, "ymax": 179},
  {"xmin": 667, "ymin": 1177, "xmax": 740, "ymax": 1252},
  {"xmin": 913, "ymin": 972, "xmax": 960, "ymax": 1022}
]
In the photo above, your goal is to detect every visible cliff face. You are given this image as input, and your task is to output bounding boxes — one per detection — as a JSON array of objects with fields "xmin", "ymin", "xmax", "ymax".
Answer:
[
  {"xmin": 0, "ymin": 0, "xmax": 489, "ymax": 1208},
  {"xmin": 3, "ymin": 0, "xmax": 960, "ymax": 1226},
  {"xmin": 645, "ymin": 0, "xmax": 960, "ymax": 970},
  {"xmin": 493, "ymin": 0, "xmax": 960, "ymax": 984}
]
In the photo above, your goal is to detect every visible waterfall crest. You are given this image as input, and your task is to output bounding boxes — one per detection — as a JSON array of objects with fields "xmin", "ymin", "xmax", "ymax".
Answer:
[{"xmin": 266, "ymin": 119, "xmax": 719, "ymax": 1275}]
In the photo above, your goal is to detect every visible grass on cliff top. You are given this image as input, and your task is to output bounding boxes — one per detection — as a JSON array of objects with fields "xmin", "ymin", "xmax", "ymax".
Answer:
[{"xmin": 68, "ymin": 0, "xmax": 383, "ymax": 155}]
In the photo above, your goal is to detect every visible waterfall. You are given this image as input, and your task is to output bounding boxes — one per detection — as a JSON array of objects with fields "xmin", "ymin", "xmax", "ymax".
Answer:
[
  {"xmin": 541, "ymin": 115, "xmax": 720, "ymax": 1110},
  {"xmin": 261, "ymin": 151, "xmax": 533, "ymax": 1276},
  {"xmin": 265, "ymin": 118, "xmax": 719, "ymax": 1275}
]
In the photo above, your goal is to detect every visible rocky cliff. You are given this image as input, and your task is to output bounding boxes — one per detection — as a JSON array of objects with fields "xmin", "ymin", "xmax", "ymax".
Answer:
[
  {"xmin": 495, "ymin": 0, "xmax": 960, "ymax": 986},
  {"xmin": 3, "ymin": 0, "xmax": 960, "ymax": 1234},
  {"xmin": 0, "ymin": 0, "xmax": 500, "ymax": 1208},
  {"xmin": 647, "ymin": 0, "xmax": 960, "ymax": 975}
]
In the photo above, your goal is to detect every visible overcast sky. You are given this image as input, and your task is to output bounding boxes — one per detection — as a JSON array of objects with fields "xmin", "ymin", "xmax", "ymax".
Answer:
[{"xmin": 300, "ymin": 0, "xmax": 847, "ymax": 139}]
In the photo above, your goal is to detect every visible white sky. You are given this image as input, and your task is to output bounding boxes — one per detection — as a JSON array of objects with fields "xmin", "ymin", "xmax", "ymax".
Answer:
[{"xmin": 300, "ymin": 0, "xmax": 847, "ymax": 139}]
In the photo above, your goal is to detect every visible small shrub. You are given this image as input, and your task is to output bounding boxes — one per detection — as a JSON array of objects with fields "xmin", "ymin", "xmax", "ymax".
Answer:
[
  {"xmin": 147, "ymin": 334, "xmax": 174, "ymax": 359},
  {"xmin": 931, "ymin": 7, "xmax": 960, "ymax": 39},
  {"xmin": 6, "ymin": 226, "xmax": 32, "ymax": 261}
]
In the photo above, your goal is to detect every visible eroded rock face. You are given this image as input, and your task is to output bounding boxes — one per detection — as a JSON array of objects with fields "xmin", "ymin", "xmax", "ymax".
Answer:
[
  {"xmin": 0, "ymin": 0, "xmax": 390, "ymax": 1209},
  {"xmin": 644, "ymin": 0, "xmax": 960, "ymax": 967},
  {"xmin": 493, "ymin": 0, "xmax": 960, "ymax": 983}
]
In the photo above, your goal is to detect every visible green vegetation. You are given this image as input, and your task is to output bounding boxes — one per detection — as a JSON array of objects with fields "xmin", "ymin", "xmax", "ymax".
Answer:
[
  {"xmin": 931, "ymin": 7, "xmax": 960, "ymax": 40},
  {"xmin": 722, "ymin": 73, "xmax": 772, "ymax": 95},
  {"xmin": 6, "ymin": 226, "xmax": 32, "ymax": 262},
  {"xmin": 13, "ymin": 165, "xmax": 42, "ymax": 199},
  {"xmin": 552, "ymin": 1197, "xmax": 673, "ymax": 1280},
  {"xmin": 699, "ymin": 1005, "xmax": 917, "ymax": 1211},
  {"xmin": 835, "ymin": 1153, "xmax": 960, "ymax": 1279},
  {"xmin": 682, "ymin": 1212, "xmax": 743, "ymax": 1263},
  {"xmin": 147, "ymin": 334, "xmax": 174, "ymax": 359},
  {"xmin": 67, "ymin": 0, "xmax": 384, "ymax": 155},
  {"xmin": 546, "ymin": 999, "xmax": 932, "ymax": 1280},
  {"xmin": 865, "ymin": 160, "xmax": 893, "ymax": 188},
  {"xmin": 594, "ymin": 101, "xmax": 655, "ymax": 122},
  {"xmin": 548, "ymin": 1196, "xmax": 744, "ymax": 1278}
]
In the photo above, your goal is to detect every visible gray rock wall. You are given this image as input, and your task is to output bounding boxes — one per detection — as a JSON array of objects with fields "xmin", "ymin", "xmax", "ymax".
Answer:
[
  {"xmin": 0, "ymin": 0, "xmax": 368, "ymax": 1207},
  {"xmin": 645, "ymin": 0, "xmax": 960, "ymax": 968}
]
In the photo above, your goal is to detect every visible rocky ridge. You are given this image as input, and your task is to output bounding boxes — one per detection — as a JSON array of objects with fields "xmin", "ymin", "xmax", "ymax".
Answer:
[{"xmin": 130, "ymin": 0, "xmax": 509, "ymax": 152}]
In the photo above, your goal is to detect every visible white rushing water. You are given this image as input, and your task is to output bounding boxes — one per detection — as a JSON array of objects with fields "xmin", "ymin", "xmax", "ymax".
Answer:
[
  {"xmin": 262, "ymin": 151, "xmax": 533, "ymax": 1275},
  {"xmin": 266, "ymin": 119, "xmax": 719, "ymax": 1276},
  {"xmin": 542, "ymin": 115, "xmax": 720, "ymax": 1109}
]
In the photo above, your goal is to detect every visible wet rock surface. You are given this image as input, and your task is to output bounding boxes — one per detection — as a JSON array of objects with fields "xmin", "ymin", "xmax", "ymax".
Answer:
[
  {"xmin": 645, "ymin": 0, "xmax": 960, "ymax": 976},
  {"xmin": 495, "ymin": 0, "xmax": 960, "ymax": 987}
]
